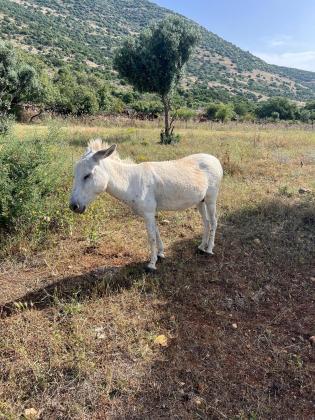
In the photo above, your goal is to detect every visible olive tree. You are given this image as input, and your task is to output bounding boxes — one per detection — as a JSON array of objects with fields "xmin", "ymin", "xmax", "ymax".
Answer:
[
  {"xmin": 114, "ymin": 16, "xmax": 199, "ymax": 143},
  {"xmin": 255, "ymin": 97, "xmax": 298, "ymax": 120},
  {"xmin": 0, "ymin": 42, "xmax": 40, "ymax": 116}
]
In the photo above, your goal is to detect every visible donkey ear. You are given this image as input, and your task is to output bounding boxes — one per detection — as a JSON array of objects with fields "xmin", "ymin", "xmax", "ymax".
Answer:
[{"xmin": 93, "ymin": 144, "xmax": 117, "ymax": 162}]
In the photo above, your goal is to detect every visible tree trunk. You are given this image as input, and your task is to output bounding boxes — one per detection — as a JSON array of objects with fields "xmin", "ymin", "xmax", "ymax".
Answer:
[
  {"xmin": 162, "ymin": 94, "xmax": 170, "ymax": 138},
  {"xmin": 30, "ymin": 108, "xmax": 44, "ymax": 123}
]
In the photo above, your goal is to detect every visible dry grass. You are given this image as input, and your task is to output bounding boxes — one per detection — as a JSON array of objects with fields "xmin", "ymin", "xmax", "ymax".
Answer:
[{"xmin": 0, "ymin": 122, "xmax": 314, "ymax": 419}]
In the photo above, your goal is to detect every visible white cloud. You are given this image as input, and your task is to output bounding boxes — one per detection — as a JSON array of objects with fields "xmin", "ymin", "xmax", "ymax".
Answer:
[
  {"xmin": 268, "ymin": 35, "xmax": 293, "ymax": 48},
  {"xmin": 254, "ymin": 51, "xmax": 315, "ymax": 72},
  {"xmin": 270, "ymin": 40, "xmax": 286, "ymax": 47}
]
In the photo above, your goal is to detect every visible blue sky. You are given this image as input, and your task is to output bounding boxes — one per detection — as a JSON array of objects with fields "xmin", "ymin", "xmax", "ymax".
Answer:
[{"xmin": 153, "ymin": 0, "xmax": 315, "ymax": 72}]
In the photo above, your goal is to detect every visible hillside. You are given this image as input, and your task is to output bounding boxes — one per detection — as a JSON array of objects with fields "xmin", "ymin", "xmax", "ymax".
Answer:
[{"xmin": 1, "ymin": 0, "xmax": 315, "ymax": 102}]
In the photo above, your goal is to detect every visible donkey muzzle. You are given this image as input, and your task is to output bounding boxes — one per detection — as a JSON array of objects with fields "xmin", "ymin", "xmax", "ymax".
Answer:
[{"xmin": 69, "ymin": 202, "xmax": 86, "ymax": 214}]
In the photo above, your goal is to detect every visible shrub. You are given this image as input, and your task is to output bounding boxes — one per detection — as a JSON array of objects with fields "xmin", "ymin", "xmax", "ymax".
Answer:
[
  {"xmin": 0, "ymin": 134, "xmax": 73, "ymax": 247},
  {"xmin": 233, "ymin": 100, "xmax": 253, "ymax": 118},
  {"xmin": 271, "ymin": 111, "xmax": 280, "ymax": 121},
  {"xmin": 74, "ymin": 86, "xmax": 99, "ymax": 115},
  {"xmin": 98, "ymin": 85, "xmax": 113, "ymax": 111},
  {"xmin": 0, "ymin": 42, "xmax": 40, "ymax": 116},
  {"xmin": 131, "ymin": 100, "xmax": 163, "ymax": 117},
  {"xmin": 299, "ymin": 109, "xmax": 311, "ymax": 122},
  {"xmin": 160, "ymin": 131, "xmax": 180, "ymax": 145},
  {"xmin": 205, "ymin": 103, "xmax": 220, "ymax": 120},
  {"xmin": 304, "ymin": 101, "xmax": 315, "ymax": 111},
  {"xmin": 0, "ymin": 113, "xmax": 14, "ymax": 136},
  {"xmin": 172, "ymin": 108, "xmax": 196, "ymax": 121},
  {"xmin": 215, "ymin": 103, "xmax": 235, "ymax": 122},
  {"xmin": 110, "ymin": 97, "xmax": 125, "ymax": 113},
  {"xmin": 256, "ymin": 97, "xmax": 298, "ymax": 120}
]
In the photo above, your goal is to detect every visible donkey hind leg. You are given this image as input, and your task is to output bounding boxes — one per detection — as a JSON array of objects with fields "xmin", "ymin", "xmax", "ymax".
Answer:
[
  {"xmin": 197, "ymin": 202, "xmax": 211, "ymax": 253},
  {"xmin": 144, "ymin": 213, "xmax": 158, "ymax": 271},
  {"xmin": 155, "ymin": 225, "xmax": 165, "ymax": 259},
  {"xmin": 204, "ymin": 195, "xmax": 218, "ymax": 254}
]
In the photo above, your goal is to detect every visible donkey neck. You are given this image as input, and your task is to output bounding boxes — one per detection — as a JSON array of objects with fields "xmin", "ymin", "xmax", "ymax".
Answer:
[{"xmin": 102, "ymin": 159, "xmax": 137, "ymax": 204}]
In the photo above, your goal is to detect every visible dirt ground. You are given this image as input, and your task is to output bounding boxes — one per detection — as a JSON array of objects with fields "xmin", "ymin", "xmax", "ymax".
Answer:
[{"xmin": 1, "ymin": 200, "xmax": 314, "ymax": 419}]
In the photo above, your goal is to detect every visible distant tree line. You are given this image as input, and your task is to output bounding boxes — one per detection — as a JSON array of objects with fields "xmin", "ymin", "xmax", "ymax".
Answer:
[
  {"xmin": 203, "ymin": 97, "xmax": 315, "ymax": 123},
  {"xmin": 1, "ymin": 40, "xmax": 315, "ymax": 135}
]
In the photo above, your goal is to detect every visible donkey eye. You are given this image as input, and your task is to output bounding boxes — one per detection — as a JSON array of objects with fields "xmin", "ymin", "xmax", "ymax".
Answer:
[{"xmin": 83, "ymin": 173, "xmax": 91, "ymax": 181}]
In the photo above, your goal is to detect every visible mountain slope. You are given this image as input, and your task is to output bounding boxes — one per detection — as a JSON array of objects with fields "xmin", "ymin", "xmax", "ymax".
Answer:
[{"xmin": 1, "ymin": 0, "xmax": 315, "ymax": 102}]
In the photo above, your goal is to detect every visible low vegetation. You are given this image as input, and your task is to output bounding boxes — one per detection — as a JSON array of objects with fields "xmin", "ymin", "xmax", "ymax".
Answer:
[
  {"xmin": 0, "ymin": 129, "xmax": 72, "ymax": 253},
  {"xmin": 0, "ymin": 121, "xmax": 314, "ymax": 418}
]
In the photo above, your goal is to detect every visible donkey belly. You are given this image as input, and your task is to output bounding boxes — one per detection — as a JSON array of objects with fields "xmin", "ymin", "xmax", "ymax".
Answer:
[{"xmin": 156, "ymin": 186, "xmax": 206, "ymax": 211}]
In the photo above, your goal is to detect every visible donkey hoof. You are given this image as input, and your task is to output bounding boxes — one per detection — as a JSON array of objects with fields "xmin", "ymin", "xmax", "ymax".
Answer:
[
  {"xmin": 197, "ymin": 247, "xmax": 214, "ymax": 256},
  {"xmin": 144, "ymin": 266, "xmax": 157, "ymax": 274},
  {"xmin": 157, "ymin": 254, "xmax": 165, "ymax": 262}
]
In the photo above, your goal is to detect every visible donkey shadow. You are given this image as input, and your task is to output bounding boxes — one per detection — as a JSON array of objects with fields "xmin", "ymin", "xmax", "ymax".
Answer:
[
  {"xmin": 0, "ymin": 262, "xmax": 146, "ymax": 317},
  {"xmin": 1, "ymin": 198, "xmax": 314, "ymax": 317}
]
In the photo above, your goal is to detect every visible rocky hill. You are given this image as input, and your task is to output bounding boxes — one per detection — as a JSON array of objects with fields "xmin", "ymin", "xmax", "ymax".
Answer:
[{"xmin": 1, "ymin": 0, "xmax": 315, "ymax": 101}]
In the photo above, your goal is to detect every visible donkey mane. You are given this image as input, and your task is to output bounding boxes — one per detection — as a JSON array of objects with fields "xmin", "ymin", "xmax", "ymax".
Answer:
[
  {"xmin": 88, "ymin": 138, "xmax": 119, "ymax": 158},
  {"xmin": 86, "ymin": 138, "xmax": 133, "ymax": 163}
]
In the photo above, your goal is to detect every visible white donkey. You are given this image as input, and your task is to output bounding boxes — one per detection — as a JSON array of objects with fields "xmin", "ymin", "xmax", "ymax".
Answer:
[{"xmin": 70, "ymin": 139, "xmax": 223, "ymax": 271}]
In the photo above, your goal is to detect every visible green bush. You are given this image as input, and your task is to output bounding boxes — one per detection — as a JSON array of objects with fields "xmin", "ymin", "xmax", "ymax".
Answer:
[
  {"xmin": 255, "ymin": 97, "xmax": 298, "ymax": 120},
  {"xmin": 299, "ymin": 109, "xmax": 311, "ymax": 122},
  {"xmin": 205, "ymin": 103, "xmax": 220, "ymax": 120},
  {"xmin": 131, "ymin": 100, "xmax": 163, "ymax": 116},
  {"xmin": 0, "ymin": 113, "xmax": 14, "ymax": 135},
  {"xmin": 172, "ymin": 107, "xmax": 197, "ymax": 121},
  {"xmin": 0, "ymin": 42, "xmax": 40, "ymax": 116},
  {"xmin": 109, "ymin": 97, "xmax": 125, "ymax": 113},
  {"xmin": 233, "ymin": 100, "xmax": 253, "ymax": 118},
  {"xmin": 0, "ymin": 135, "xmax": 73, "ymax": 245},
  {"xmin": 304, "ymin": 101, "xmax": 315, "ymax": 111},
  {"xmin": 205, "ymin": 102, "xmax": 235, "ymax": 122},
  {"xmin": 160, "ymin": 131, "xmax": 180, "ymax": 145},
  {"xmin": 271, "ymin": 111, "xmax": 280, "ymax": 121},
  {"xmin": 215, "ymin": 103, "xmax": 235, "ymax": 122},
  {"xmin": 74, "ymin": 86, "xmax": 99, "ymax": 115}
]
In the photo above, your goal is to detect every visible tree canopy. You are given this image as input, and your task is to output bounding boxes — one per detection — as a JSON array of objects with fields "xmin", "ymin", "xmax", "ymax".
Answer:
[
  {"xmin": 114, "ymin": 16, "xmax": 199, "ymax": 97},
  {"xmin": 0, "ymin": 42, "xmax": 40, "ymax": 114},
  {"xmin": 256, "ymin": 97, "xmax": 298, "ymax": 120}
]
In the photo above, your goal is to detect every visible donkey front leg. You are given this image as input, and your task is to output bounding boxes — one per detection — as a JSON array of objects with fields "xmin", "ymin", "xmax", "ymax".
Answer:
[
  {"xmin": 155, "ymin": 225, "xmax": 165, "ymax": 260},
  {"xmin": 144, "ymin": 212, "xmax": 158, "ymax": 271}
]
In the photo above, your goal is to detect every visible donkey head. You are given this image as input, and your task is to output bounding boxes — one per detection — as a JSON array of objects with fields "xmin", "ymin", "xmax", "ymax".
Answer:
[{"xmin": 70, "ymin": 144, "xmax": 117, "ymax": 214}]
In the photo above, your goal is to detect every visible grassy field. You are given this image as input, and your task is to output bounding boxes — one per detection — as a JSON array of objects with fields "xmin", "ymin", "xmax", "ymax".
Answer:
[{"xmin": 0, "ymin": 121, "xmax": 314, "ymax": 419}]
